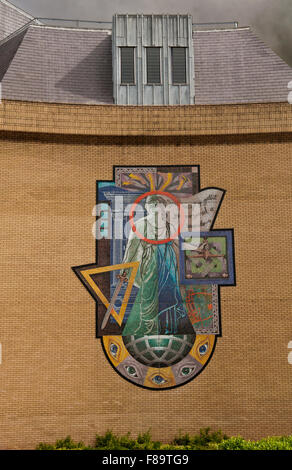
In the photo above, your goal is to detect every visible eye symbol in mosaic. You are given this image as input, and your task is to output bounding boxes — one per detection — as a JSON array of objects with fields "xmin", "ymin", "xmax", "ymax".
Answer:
[{"xmin": 72, "ymin": 165, "xmax": 236, "ymax": 390}]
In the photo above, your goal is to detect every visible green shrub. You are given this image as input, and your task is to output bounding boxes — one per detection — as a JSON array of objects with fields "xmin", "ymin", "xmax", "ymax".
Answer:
[
  {"xmin": 93, "ymin": 430, "xmax": 162, "ymax": 450},
  {"xmin": 172, "ymin": 427, "xmax": 228, "ymax": 450},
  {"xmin": 37, "ymin": 436, "xmax": 90, "ymax": 450},
  {"xmin": 215, "ymin": 435, "xmax": 292, "ymax": 450},
  {"xmin": 36, "ymin": 429, "xmax": 292, "ymax": 450}
]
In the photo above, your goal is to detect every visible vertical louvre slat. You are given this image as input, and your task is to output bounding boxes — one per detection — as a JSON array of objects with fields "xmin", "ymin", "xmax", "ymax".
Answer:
[
  {"xmin": 121, "ymin": 47, "xmax": 135, "ymax": 84},
  {"xmin": 146, "ymin": 47, "xmax": 161, "ymax": 84},
  {"xmin": 172, "ymin": 47, "xmax": 186, "ymax": 84}
]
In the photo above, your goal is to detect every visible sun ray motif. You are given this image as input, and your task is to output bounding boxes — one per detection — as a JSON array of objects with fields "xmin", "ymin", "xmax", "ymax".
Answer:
[
  {"xmin": 147, "ymin": 173, "xmax": 155, "ymax": 191},
  {"xmin": 160, "ymin": 172, "xmax": 173, "ymax": 191}
]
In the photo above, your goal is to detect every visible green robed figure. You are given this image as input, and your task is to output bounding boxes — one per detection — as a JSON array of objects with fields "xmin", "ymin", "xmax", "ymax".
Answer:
[{"xmin": 120, "ymin": 195, "xmax": 194, "ymax": 336}]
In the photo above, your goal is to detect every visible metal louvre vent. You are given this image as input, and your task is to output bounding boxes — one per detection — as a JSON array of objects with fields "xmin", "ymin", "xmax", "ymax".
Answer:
[
  {"xmin": 146, "ymin": 47, "xmax": 161, "ymax": 84},
  {"xmin": 121, "ymin": 47, "xmax": 135, "ymax": 84},
  {"xmin": 171, "ymin": 47, "xmax": 187, "ymax": 84}
]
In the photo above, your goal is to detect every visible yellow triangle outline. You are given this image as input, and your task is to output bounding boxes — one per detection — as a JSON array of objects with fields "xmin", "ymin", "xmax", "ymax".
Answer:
[{"xmin": 80, "ymin": 261, "xmax": 139, "ymax": 327}]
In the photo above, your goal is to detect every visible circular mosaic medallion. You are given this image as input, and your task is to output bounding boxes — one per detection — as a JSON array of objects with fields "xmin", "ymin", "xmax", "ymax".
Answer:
[{"xmin": 123, "ymin": 334, "xmax": 195, "ymax": 368}]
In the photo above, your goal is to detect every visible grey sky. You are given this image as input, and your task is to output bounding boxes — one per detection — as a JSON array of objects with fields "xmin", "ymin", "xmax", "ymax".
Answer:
[{"xmin": 9, "ymin": 0, "xmax": 292, "ymax": 66}]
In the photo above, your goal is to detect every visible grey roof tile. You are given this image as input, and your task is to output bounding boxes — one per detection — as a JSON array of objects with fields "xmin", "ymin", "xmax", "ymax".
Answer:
[
  {"xmin": 0, "ymin": 0, "xmax": 32, "ymax": 40},
  {"xmin": 193, "ymin": 28, "xmax": 292, "ymax": 104},
  {"xmin": 0, "ymin": 26, "xmax": 28, "ymax": 80},
  {"xmin": 2, "ymin": 26, "xmax": 114, "ymax": 104}
]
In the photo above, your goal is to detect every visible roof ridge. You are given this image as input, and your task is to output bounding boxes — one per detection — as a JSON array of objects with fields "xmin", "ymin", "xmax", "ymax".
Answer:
[
  {"xmin": 30, "ymin": 24, "xmax": 112, "ymax": 34},
  {"xmin": 0, "ymin": 0, "xmax": 34, "ymax": 19},
  {"xmin": 194, "ymin": 26, "xmax": 250, "ymax": 33},
  {"xmin": 0, "ymin": 19, "xmax": 35, "ymax": 47}
]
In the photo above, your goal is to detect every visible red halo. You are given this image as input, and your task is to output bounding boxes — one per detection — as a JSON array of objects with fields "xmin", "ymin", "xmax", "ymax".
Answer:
[{"xmin": 129, "ymin": 190, "xmax": 185, "ymax": 245}]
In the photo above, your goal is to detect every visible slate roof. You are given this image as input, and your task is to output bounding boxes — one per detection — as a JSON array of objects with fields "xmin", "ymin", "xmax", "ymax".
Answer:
[
  {"xmin": 1, "ymin": 25, "xmax": 113, "ymax": 105},
  {"xmin": 0, "ymin": 0, "xmax": 291, "ymax": 105},
  {"xmin": 0, "ymin": 25, "xmax": 29, "ymax": 81},
  {"xmin": 0, "ymin": 0, "xmax": 33, "ymax": 40},
  {"xmin": 193, "ymin": 28, "xmax": 292, "ymax": 104}
]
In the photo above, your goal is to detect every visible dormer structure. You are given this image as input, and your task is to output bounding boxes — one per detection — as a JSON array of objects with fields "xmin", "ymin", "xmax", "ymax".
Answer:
[{"xmin": 112, "ymin": 14, "xmax": 195, "ymax": 105}]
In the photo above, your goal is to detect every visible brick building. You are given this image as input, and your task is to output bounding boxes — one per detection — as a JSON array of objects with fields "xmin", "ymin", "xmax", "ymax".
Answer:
[{"xmin": 0, "ymin": 0, "xmax": 292, "ymax": 449}]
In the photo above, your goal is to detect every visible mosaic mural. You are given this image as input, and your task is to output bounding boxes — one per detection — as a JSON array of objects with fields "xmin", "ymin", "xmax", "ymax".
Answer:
[{"xmin": 73, "ymin": 166, "xmax": 235, "ymax": 390}]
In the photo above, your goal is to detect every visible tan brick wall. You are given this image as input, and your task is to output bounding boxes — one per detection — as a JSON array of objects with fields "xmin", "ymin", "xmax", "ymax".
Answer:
[
  {"xmin": 1, "ymin": 100, "xmax": 292, "ymax": 136},
  {"xmin": 0, "ymin": 103, "xmax": 292, "ymax": 449}
]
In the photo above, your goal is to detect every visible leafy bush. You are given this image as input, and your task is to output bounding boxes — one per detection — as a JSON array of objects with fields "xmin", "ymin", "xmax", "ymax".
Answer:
[
  {"xmin": 36, "ymin": 429, "xmax": 292, "ymax": 450},
  {"xmin": 172, "ymin": 427, "xmax": 228, "ymax": 450},
  {"xmin": 37, "ymin": 436, "xmax": 90, "ymax": 450},
  {"xmin": 94, "ymin": 430, "xmax": 162, "ymax": 450},
  {"xmin": 215, "ymin": 435, "xmax": 292, "ymax": 450}
]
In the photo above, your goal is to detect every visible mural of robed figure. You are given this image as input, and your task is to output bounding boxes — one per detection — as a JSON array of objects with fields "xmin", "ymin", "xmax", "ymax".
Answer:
[{"xmin": 120, "ymin": 195, "xmax": 194, "ymax": 336}]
